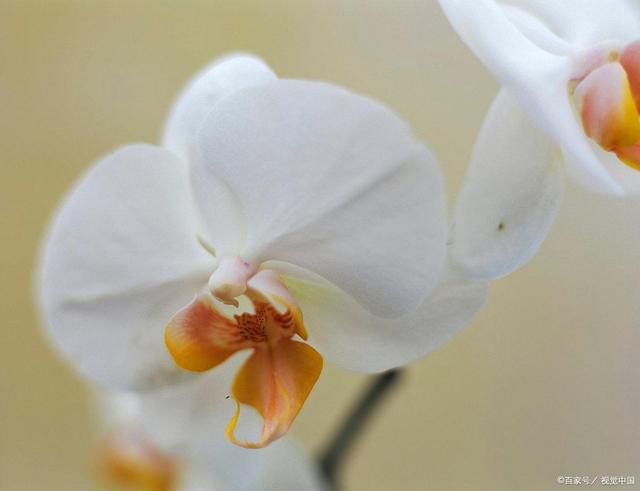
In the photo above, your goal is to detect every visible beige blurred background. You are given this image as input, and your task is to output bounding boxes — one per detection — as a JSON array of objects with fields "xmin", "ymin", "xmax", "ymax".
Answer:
[{"xmin": 1, "ymin": 1, "xmax": 639, "ymax": 490}]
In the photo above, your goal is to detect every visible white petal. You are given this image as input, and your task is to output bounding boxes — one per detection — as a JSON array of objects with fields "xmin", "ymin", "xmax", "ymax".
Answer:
[
  {"xmin": 439, "ymin": 0, "xmax": 624, "ymax": 194},
  {"xmin": 501, "ymin": 4, "xmax": 573, "ymax": 56},
  {"xmin": 161, "ymin": 54, "xmax": 277, "ymax": 161},
  {"xmin": 161, "ymin": 55, "xmax": 275, "ymax": 255},
  {"xmin": 38, "ymin": 144, "xmax": 215, "ymax": 390},
  {"xmin": 269, "ymin": 261, "xmax": 489, "ymax": 373},
  {"xmin": 239, "ymin": 438, "xmax": 324, "ymax": 491},
  {"xmin": 506, "ymin": 0, "xmax": 640, "ymax": 47},
  {"xmin": 451, "ymin": 90, "xmax": 564, "ymax": 280},
  {"xmin": 180, "ymin": 465, "xmax": 229, "ymax": 491},
  {"xmin": 194, "ymin": 80, "xmax": 447, "ymax": 318},
  {"xmin": 190, "ymin": 435, "xmax": 324, "ymax": 491},
  {"xmin": 98, "ymin": 359, "xmax": 243, "ymax": 448}
]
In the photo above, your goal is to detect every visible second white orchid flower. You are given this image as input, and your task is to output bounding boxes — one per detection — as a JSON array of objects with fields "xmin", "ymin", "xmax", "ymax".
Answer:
[
  {"xmin": 97, "ymin": 364, "xmax": 323, "ymax": 491},
  {"xmin": 38, "ymin": 54, "xmax": 488, "ymax": 448},
  {"xmin": 439, "ymin": 0, "xmax": 640, "ymax": 279}
]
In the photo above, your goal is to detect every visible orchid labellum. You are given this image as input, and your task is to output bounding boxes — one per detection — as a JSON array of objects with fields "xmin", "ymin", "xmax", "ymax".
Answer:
[
  {"xmin": 38, "ymin": 54, "xmax": 488, "ymax": 448},
  {"xmin": 96, "ymin": 366, "xmax": 323, "ymax": 491},
  {"xmin": 439, "ymin": 0, "xmax": 640, "ymax": 279}
]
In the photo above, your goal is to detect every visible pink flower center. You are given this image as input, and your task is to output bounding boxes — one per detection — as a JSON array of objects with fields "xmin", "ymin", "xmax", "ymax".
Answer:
[{"xmin": 572, "ymin": 40, "xmax": 640, "ymax": 170}]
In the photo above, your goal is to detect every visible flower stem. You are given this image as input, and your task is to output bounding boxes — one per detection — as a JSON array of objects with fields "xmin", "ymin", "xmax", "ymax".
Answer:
[{"xmin": 318, "ymin": 369, "xmax": 403, "ymax": 490}]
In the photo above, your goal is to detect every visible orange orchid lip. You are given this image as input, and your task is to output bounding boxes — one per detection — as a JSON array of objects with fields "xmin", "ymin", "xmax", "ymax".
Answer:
[
  {"xmin": 226, "ymin": 338, "xmax": 322, "ymax": 449},
  {"xmin": 164, "ymin": 268, "xmax": 322, "ymax": 448}
]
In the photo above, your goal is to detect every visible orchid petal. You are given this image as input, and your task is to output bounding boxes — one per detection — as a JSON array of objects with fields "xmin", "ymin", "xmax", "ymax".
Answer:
[
  {"xmin": 439, "ymin": 0, "xmax": 624, "ymax": 194},
  {"xmin": 97, "ymin": 364, "xmax": 241, "ymax": 451},
  {"xmin": 506, "ymin": 0, "xmax": 640, "ymax": 47},
  {"xmin": 451, "ymin": 90, "xmax": 564, "ymax": 279},
  {"xmin": 227, "ymin": 339, "xmax": 323, "ymax": 448},
  {"xmin": 190, "ymin": 435, "xmax": 324, "ymax": 491},
  {"xmin": 162, "ymin": 54, "xmax": 276, "ymax": 162},
  {"xmin": 38, "ymin": 144, "xmax": 215, "ymax": 390},
  {"xmin": 242, "ymin": 438, "xmax": 325, "ymax": 491},
  {"xmin": 164, "ymin": 294, "xmax": 247, "ymax": 373},
  {"xmin": 194, "ymin": 80, "xmax": 447, "ymax": 318},
  {"xmin": 179, "ymin": 467, "xmax": 230, "ymax": 491},
  {"xmin": 161, "ymin": 55, "xmax": 275, "ymax": 256},
  {"xmin": 500, "ymin": 4, "xmax": 573, "ymax": 56},
  {"xmin": 269, "ymin": 261, "xmax": 489, "ymax": 373}
]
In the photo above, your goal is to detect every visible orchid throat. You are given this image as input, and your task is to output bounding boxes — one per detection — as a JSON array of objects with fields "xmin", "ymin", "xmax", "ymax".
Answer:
[
  {"xmin": 573, "ymin": 40, "xmax": 640, "ymax": 170},
  {"xmin": 164, "ymin": 255, "xmax": 321, "ymax": 449}
]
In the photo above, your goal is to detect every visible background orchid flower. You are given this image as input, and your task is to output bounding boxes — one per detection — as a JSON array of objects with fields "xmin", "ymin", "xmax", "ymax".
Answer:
[
  {"xmin": 37, "ymin": 54, "xmax": 489, "ymax": 448},
  {"xmin": 96, "ymin": 365, "xmax": 324, "ymax": 491},
  {"xmin": 439, "ymin": 0, "xmax": 640, "ymax": 279}
]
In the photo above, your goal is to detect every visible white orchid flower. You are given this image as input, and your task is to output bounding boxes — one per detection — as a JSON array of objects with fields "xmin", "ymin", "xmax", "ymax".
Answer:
[
  {"xmin": 96, "ymin": 364, "xmax": 324, "ymax": 491},
  {"xmin": 38, "ymin": 54, "xmax": 488, "ymax": 448},
  {"xmin": 439, "ymin": 0, "xmax": 640, "ymax": 279}
]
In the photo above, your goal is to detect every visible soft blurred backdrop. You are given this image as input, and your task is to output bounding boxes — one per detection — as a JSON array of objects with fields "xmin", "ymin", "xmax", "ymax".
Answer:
[{"xmin": 1, "ymin": 1, "xmax": 639, "ymax": 490}]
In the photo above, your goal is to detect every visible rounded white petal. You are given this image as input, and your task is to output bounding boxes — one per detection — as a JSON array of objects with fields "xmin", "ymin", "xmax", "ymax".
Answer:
[
  {"xmin": 439, "ymin": 0, "xmax": 624, "ymax": 194},
  {"xmin": 38, "ymin": 144, "xmax": 215, "ymax": 390},
  {"xmin": 451, "ymin": 90, "xmax": 564, "ymax": 280},
  {"xmin": 194, "ymin": 79, "xmax": 447, "ymax": 318},
  {"xmin": 271, "ymin": 261, "xmax": 489, "ymax": 373},
  {"xmin": 162, "ymin": 53, "xmax": 277, "ymax": 161},
  {"xmin": 161, "ymin": 55, "xmax": 276, "ymax": 256}
]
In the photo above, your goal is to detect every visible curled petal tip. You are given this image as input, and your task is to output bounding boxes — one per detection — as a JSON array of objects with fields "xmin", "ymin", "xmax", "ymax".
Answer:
[{"xmin": 225, "ymin": 340, "xmax": 322, "ymax": 449}]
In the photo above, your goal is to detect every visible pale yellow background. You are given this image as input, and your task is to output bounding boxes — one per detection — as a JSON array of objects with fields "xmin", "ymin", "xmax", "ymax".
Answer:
[{"xmin": 1, "ymin": 1, "xmax": 639, "ymax": 490}]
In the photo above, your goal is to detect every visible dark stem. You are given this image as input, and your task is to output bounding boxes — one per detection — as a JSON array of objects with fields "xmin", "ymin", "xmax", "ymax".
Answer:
[{"xmin": 318, "ymin": 369, "xmax": 403, "ymax": 490}]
